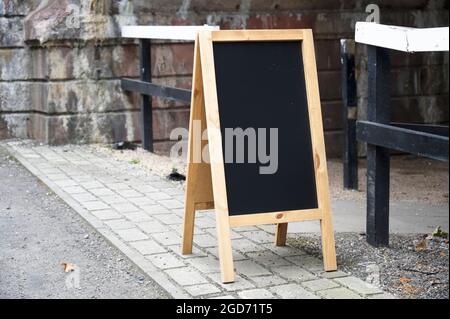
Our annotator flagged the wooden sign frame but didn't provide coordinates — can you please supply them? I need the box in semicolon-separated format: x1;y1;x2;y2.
182;30;337;283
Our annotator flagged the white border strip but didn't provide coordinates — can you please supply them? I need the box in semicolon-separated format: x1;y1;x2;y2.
122;25;220;41
355;22;449;52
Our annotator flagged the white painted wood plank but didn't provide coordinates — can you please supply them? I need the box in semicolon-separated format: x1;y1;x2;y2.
355;22;449;52
408;28;449;52
121;25;220;41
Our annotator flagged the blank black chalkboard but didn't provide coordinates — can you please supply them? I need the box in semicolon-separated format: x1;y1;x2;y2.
213;41;318;216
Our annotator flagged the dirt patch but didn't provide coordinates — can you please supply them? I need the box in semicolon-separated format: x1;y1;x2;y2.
288;233;449;299
91;144;187;181
328;156;449;204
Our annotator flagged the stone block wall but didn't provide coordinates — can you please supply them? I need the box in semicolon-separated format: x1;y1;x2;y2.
1;0;449;157
1;0;142;144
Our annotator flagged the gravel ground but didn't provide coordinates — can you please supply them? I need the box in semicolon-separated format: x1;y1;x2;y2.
0;146;169;299
288;233;449;299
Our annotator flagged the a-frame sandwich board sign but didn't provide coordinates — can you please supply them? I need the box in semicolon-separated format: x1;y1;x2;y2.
182;30;337;283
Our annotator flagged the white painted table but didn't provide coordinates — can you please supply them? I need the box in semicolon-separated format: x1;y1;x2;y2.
355;22;449;52
354;22;449;247
120;26;219;151
122;25;219;41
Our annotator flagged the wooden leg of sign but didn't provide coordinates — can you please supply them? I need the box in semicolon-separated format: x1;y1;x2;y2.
182;37;202;255
182;91;199;255
183;160;213;255
302;30;337;272
320;214;337;271
182;196;196;254
275;223;288;246
199;31;235;283
216;211;235;283
183;35;217;265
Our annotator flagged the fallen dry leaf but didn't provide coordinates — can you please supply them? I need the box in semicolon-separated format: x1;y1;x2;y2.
399;277;412;284
396;277;422;296
440;251;446;257
62;263;75;273
415;239;427;252
402;284;421;295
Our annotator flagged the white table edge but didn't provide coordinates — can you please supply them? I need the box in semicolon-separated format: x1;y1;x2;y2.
355;21;449;53
121;25;220;41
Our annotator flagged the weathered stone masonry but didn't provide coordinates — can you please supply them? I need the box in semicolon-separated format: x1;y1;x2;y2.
1;0;142;145
1;0;448;156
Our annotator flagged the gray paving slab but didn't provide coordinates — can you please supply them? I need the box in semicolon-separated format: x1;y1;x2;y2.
3;142;397;300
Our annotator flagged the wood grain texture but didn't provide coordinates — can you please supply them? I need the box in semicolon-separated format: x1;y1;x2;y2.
355;22;449;52
182;37;202;255
229;209;321;228
199;31;235;283
275;223;288;246
183;36;215;255
302;30;337;271
212;29;304;42
183;30;338;282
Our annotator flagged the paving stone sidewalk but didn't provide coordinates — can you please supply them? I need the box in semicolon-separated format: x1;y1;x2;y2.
3;140;395;299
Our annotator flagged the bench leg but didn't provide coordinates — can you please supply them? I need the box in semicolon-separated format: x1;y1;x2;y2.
340;39;358;190
139;39;153;152
366;45;391;247
367;145;390;246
